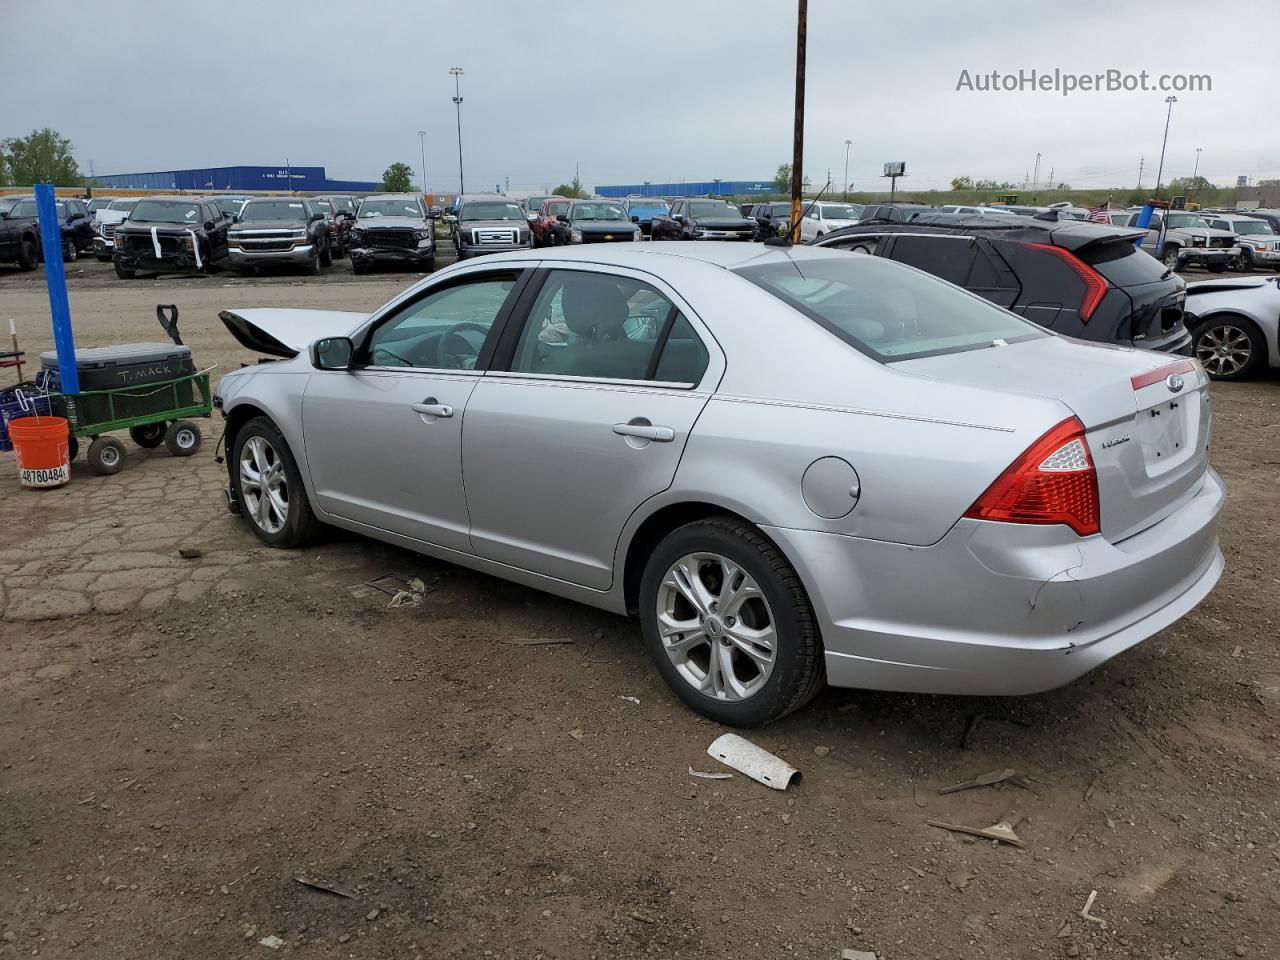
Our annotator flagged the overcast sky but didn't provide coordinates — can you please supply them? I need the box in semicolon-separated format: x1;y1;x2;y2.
8;0;1278;194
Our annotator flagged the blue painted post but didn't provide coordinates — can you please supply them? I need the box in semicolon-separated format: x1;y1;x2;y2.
34;183;79;394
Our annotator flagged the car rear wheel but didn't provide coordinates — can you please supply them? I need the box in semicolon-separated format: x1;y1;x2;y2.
1193;315;1266;380
232;416;319;548
62;238;78;262
639;516;825;727
1206;262;1228;273
17;237;38;270
319;239;333;268
1234;249;1255;272
1161;246;1181;270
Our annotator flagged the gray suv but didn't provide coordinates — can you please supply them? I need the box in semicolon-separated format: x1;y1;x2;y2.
228;198;332;275
454;198;533;260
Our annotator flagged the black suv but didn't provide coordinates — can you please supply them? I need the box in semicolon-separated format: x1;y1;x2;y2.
1;196;94;262
113;196;233;278
813;213;1191;353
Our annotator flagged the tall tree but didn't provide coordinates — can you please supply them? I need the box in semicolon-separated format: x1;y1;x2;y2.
551;174;586;198
950;175;974;191
380;162;414;192
2;128;81;185
772;163;792;194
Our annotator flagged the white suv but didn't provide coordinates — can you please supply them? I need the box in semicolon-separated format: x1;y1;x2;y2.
1201;213;1280;271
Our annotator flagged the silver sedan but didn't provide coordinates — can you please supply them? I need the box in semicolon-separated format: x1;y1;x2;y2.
213;243;1224;726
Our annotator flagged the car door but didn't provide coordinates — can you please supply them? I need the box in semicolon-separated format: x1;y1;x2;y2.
301;267;529;553
462;265;721;589
1142;213;1163;254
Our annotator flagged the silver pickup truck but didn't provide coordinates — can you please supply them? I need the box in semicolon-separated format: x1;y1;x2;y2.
1127;209;1238;272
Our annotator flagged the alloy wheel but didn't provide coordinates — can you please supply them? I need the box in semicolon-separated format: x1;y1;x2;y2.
1196;324;1252;376
656;552;777;702
1162;248;1180;269
239;435;289;534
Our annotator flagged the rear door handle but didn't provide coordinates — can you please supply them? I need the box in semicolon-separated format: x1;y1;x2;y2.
410;400;454;418
613;422;674;442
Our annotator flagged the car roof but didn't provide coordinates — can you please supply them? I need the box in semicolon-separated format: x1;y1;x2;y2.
472;241;846;271
821;215;1145;251
365;193;422;201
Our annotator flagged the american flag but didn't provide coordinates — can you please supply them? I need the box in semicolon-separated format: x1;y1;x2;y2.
1086;202;1110;223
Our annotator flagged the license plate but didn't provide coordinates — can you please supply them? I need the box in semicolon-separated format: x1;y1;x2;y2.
1140;398;1188;463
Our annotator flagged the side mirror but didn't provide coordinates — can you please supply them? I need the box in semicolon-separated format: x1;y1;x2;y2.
631;215;640;223
556;214;569;223
231;214;240;223
673;214;685;222
204;220;216;230
310;212;324;222
311;337;354;371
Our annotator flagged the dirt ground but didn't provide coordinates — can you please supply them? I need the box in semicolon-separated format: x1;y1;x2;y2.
0;259;1278;960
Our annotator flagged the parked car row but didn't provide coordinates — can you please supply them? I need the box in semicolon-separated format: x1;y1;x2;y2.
0;195;95;267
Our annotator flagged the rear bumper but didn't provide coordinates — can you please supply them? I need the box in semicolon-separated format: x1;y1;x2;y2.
765;467;1225;696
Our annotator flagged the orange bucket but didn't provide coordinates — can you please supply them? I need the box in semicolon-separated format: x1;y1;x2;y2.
8;416;72;489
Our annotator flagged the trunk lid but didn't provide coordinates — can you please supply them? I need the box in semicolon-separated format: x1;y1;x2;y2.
896;336;1210;542
219;308;367;359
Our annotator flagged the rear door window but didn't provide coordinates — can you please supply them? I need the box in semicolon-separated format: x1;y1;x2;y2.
888;235;975;286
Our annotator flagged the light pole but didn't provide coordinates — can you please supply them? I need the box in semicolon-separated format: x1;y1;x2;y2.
417;130;427;193
843;139;851;201
1192;146;1202;182
449;67;465;195
1153;95;1177;198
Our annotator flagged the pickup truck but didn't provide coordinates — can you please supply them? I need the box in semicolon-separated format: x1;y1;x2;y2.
1132;209;1238;273
650;198;755;241
0;198;41;269
2;196;94;261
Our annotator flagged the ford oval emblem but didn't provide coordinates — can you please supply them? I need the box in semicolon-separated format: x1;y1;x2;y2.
1166;373;1185;393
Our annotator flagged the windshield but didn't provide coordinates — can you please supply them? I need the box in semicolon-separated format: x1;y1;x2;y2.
1231;220;1272;236
359;198;423;219
9;200;66;218
735;255;1043;363
629;198;669;211
0;197;15;213
241;200;308;222
818;203;861;220
767;203;793;218
461;202;525;221
88;199;109;211
689;201;739;218
129;200;201;224
314;200;333;214
571;203;628;221
1168;213;1209;229
546;200;570;217
214;198;245;215
107;199;137;211
524;197;548;210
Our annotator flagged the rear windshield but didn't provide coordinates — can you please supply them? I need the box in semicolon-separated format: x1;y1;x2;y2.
1082;241;1171;286
735;256;1043;363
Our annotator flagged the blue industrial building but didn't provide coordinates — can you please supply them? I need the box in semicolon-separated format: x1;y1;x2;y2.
93;165;380;193
595;180;775;198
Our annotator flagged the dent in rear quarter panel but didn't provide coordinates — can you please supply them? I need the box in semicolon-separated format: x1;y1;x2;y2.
674;396;1041;547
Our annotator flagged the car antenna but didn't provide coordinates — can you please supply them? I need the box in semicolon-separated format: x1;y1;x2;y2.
763;179;832;246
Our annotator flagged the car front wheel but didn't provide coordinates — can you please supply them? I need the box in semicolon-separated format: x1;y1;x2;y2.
231;416;320;547
639;516;825;727
1193;315;1266;380
1162;246;1181;270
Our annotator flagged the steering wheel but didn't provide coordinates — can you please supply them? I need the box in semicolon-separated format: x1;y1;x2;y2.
435;321;490;369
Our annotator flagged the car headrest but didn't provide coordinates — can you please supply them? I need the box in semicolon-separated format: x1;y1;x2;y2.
561;278;629;340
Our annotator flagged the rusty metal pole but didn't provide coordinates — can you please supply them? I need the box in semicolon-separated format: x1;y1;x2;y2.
789;0;807;244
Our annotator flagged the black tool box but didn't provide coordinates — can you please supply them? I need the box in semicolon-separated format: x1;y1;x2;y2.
40;342;195;391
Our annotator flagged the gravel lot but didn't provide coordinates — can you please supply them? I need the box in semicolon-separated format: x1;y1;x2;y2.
1;258;1277;960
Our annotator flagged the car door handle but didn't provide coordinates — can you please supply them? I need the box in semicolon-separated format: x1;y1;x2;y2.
613;422;674;442
410;400;453;418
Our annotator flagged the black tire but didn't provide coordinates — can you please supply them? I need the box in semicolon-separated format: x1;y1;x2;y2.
18;237;39;270
95;253;112;263
129;422;166;448
114;261;136;280
1234;249;1255;272
1192;314;1267;381
1206;262;1228;274
163;420;202;457
62;238;78;263
424;256;436;272
305;250;321;276
351;259;368;275
230;415;320;548
638;516;825;727
1161;246;1181;270
319;238;333;268
66;433;79;462
237;266;257;278
87;436;126;476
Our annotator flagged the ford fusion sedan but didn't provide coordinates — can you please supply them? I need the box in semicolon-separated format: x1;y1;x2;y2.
349;194;436;274
213;244;1223;727
454;198;534;259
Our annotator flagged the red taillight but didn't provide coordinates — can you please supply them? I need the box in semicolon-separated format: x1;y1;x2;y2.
1129;357;1195;391
965;417;1100;536
1023;242;1109;321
